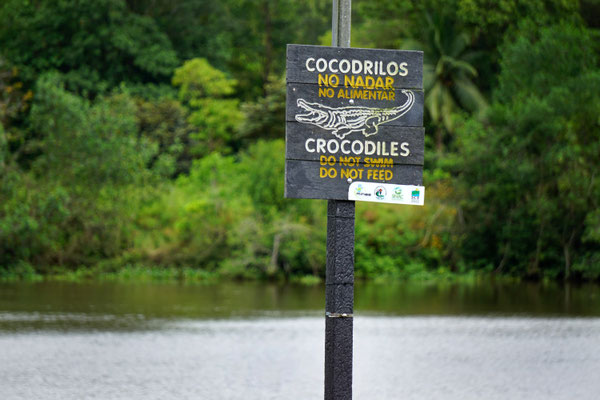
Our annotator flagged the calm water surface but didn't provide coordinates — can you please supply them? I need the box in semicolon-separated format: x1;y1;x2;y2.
1;281;599;399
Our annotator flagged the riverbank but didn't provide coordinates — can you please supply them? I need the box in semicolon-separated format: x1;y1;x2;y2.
0;261;569;285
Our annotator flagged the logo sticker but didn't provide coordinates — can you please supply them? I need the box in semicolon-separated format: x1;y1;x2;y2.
392;186;403;200
411;189;420;203
348;182;424;205
354;183;371;197
375;186;387;199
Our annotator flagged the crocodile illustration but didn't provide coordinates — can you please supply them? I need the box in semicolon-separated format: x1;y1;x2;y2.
295;89;415;139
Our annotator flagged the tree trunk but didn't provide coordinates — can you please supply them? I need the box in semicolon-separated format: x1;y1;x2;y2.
563;228;577;281
563;243;571;281
268;233;281;276
529;222;544;277
495;242;510;273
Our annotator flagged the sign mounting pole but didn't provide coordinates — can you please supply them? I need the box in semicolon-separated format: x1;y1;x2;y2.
285;2;424;397
325;2;354;400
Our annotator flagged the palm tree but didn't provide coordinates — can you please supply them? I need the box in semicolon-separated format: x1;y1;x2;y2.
405;12;488;151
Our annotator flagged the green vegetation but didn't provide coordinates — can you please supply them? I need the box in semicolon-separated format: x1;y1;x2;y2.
1;0;599;282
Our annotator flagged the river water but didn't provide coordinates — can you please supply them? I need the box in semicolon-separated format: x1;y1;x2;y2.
1;281;599;399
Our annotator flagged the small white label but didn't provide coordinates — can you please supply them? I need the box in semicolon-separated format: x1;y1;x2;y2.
348;182;425;206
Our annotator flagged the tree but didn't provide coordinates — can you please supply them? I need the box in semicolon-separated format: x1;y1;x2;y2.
125;0;235;71
172;58;244;156
216;0;330;99
135;97;196;177
413;11;488;152
353;2;488;152
452;23;600;280
13;73;157;266
0;0;179;95
238;75;286;143
457;0;580;40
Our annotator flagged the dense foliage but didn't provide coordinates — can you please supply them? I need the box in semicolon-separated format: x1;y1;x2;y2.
1;0;599;281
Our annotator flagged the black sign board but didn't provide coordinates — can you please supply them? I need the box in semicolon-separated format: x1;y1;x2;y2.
285;45;425;203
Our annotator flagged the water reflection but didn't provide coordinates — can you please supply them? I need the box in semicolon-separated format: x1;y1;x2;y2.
1;280;599;332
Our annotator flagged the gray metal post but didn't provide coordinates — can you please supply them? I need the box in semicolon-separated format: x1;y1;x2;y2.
326;3;353;400
332;0;351;48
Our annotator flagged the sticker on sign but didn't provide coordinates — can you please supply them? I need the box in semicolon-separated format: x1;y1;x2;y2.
348;182;424;205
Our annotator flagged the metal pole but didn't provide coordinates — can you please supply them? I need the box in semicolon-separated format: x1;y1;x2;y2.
326;3;353;399
332;0;351;47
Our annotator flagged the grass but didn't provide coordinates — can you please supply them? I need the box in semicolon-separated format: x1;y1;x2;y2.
0;261;526;286
1;263;220;284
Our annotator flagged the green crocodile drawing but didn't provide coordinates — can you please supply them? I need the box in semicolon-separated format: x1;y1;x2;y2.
295;89;415;139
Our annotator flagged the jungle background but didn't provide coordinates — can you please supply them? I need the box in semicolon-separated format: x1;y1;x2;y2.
1;0;599;282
